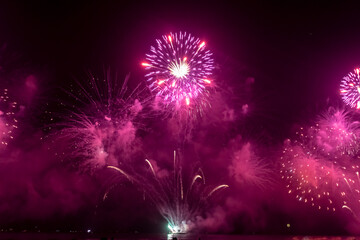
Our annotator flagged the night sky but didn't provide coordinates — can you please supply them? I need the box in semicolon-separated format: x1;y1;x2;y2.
2;1;360;134
1;0;360;235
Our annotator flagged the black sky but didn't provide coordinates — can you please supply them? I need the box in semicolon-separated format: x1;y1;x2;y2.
1;1;360;134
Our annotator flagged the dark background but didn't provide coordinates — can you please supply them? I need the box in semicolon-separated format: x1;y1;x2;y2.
1;0;360;136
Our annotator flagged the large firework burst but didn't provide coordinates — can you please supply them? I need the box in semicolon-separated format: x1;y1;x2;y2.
142;32;214;110
340;68;360;109
316;108;360;157
280;108;360;214
281;140;348;212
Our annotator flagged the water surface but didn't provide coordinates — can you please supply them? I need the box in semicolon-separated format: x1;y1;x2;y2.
0;233;358;240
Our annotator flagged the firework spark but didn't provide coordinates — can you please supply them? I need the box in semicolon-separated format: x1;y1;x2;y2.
279;107;360;214
106;151;228;233
316;108;360;157
281;141;344;212
142;32;214;110
280;120;360;214
340;68;360;109
55;72;148;172
0;88;18;148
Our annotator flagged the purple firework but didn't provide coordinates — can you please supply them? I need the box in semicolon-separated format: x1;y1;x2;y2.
340;68;360;109
141;32;214;109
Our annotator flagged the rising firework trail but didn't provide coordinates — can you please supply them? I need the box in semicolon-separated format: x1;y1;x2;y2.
340;68;360;109
142;32;215;111
107;151;228;233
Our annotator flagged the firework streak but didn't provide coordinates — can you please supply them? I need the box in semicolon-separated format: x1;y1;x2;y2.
107;151;228;233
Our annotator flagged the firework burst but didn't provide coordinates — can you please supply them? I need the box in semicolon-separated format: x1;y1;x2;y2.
281;140;345;212
281;139;360;216
106;151;228;233
142;32;214;111
0;88;18;148
279;106;360;214
340;68;360;109
316;108;360;157
229;143;273;189
280;116;360;214
55;72;148;172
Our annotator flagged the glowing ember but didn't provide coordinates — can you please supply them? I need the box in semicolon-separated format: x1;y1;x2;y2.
280;108;360;214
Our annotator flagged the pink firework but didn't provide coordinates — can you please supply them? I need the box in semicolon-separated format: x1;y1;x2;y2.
316;108;360;157
142;32;214;109
340;68;360;109
285;109;360;162
56;73;147;172
0;89;17;148
281;140;345;212
280;124;360;214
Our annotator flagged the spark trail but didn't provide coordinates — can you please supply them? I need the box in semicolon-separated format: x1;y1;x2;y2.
56;72;148;172
107;151;228;233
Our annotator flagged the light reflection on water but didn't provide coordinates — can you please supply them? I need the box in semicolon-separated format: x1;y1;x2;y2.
0;234;358;240
166;235;359;240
